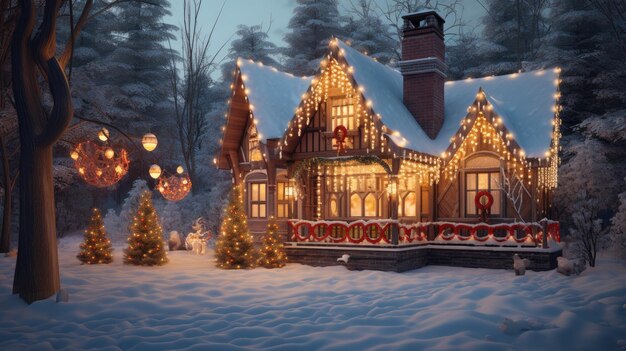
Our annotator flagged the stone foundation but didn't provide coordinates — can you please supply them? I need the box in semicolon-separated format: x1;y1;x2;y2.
285;243;561;272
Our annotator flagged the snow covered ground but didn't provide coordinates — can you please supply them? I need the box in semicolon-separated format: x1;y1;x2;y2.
1;236;625;351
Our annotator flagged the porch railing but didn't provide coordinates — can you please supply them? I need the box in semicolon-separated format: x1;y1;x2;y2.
287;219;560;248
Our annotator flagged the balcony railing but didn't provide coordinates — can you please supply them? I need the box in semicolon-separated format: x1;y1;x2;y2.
288;219;560;248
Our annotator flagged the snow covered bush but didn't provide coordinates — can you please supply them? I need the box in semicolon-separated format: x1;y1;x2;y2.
568;193;610;267
611;181;626;259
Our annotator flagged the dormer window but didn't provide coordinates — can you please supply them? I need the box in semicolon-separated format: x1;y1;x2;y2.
330;97;355;131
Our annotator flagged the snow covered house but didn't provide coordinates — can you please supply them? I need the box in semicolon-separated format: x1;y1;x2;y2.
217;12;562;271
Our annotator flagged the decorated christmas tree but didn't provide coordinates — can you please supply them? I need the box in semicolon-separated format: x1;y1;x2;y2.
77;208;113;264
124;190;168;266
259;217;286;268
215;185;257;269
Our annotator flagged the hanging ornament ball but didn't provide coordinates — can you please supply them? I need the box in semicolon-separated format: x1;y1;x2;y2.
142;133;158;152
104;148;115;159
98;128;110;142
176;165;184;174
149;164;162;179
70;150;79;160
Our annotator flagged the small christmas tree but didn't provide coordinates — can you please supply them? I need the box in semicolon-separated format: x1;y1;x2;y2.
215;185;257;269
77;208;113;264
259;216;286;268
124;190;168;266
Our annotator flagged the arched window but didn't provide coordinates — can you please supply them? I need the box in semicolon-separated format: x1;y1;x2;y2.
350;193;362;217
329;194;340;218
464;153;501;217
403;192;417;217
364;193;377;217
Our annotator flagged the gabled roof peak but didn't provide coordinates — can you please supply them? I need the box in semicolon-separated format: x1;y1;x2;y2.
232;38;560;158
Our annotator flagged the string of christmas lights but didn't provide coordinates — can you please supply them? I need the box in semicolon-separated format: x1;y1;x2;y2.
77;208;113;264
258;216;287;268
215;185;258;269
71;141;129;187
123;191;168;266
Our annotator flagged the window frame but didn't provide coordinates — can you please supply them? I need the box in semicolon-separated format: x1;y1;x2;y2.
329;96;356;131
464;171;501;217
248;181;267;219
276;180;295;219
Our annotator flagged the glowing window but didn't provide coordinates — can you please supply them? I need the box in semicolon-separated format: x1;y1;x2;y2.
350;193;362;217
329;195;339;218
248;126;263;162
250;182;267;218
364;193;377;217
465;172;500;216
331;97;356;130
277;181;294;218
403;192;417;217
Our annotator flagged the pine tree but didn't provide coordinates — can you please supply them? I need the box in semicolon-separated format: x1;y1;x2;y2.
538;0;608;126
259;217;287;268
77;208;113;264
215;185;257;269
105;0;177;133
446;31;481;80
124;191;168;266
220;24;281;82
466;0;549;77
342;15;397;65
283;0;344;75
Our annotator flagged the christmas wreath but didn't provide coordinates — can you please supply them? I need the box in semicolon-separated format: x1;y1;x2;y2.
475;190;494;212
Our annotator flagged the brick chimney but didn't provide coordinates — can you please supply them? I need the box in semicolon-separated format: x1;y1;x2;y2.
399;11;447;139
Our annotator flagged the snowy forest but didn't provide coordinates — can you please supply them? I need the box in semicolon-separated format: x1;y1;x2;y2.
0;0;625;261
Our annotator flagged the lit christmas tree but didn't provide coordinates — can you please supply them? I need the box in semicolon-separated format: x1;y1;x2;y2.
259;216;286;268
124;190;168;266
215;185;257;269
77;208;113;264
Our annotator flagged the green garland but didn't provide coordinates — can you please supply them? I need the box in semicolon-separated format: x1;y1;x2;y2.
290;155;392;198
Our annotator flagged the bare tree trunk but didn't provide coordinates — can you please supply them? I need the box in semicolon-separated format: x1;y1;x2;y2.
11;0;75;304
0;131;11;253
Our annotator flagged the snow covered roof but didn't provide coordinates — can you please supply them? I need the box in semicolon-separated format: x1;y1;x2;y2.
442;71;559;157
236;40;558;158
238;59;312;141
337;40;558;158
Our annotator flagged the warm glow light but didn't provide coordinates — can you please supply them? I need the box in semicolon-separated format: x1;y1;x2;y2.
142;133;158;152
176;166;184;174
73;141;129;187
149;164;162;179
98;128;109;142
104;148;115;159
